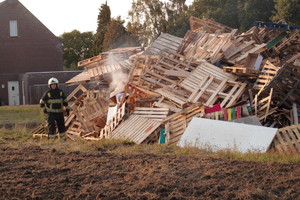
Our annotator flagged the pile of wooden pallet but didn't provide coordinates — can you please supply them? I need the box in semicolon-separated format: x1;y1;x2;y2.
33;16;300;154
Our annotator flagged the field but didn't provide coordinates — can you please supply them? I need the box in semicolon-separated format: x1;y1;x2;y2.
0;105;299;199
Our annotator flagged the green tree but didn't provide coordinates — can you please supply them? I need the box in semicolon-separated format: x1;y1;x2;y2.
165;0;190;37
60;30;94;68
239;0;274;31
128;0;167;46
188;0;242;28
271;0;300;25
103;17;140;51
188;0;275;31
92;2;111;55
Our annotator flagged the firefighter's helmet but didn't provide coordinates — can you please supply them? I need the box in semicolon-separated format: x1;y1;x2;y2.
48;77;59;87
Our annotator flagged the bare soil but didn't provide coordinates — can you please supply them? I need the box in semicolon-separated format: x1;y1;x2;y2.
0;145;299;200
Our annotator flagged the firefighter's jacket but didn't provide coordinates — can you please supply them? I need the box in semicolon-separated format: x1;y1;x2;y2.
40;88;69;113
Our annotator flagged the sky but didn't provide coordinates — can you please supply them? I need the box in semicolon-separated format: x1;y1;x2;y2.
12;0;192;37
17;0;135;36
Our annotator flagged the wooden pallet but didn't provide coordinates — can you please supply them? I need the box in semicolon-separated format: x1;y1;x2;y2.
65;71;92;85
262;64;300;109
83;103;127;140
189;16;233;33
271;30;300;54
78;46;144;66
271;124;300;154
143;33;183;55
223;66;259;77
109;106;169;144
133;107;169;122
183;31;236;63
111;115;163;144
179;63;246;108
32;123;48;138
66;119;86;140
253;88;277;121
223;37;267;65
253;60;280;91
164;104;205;145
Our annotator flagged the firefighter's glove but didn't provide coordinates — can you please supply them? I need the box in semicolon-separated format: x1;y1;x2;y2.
66;109;70;116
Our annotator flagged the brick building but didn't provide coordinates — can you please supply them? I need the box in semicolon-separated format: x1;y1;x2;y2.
0;0;80;105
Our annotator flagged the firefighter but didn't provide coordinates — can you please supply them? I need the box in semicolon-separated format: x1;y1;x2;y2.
40;77;70;139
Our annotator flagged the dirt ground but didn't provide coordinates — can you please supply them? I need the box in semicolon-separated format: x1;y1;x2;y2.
0;145;299;200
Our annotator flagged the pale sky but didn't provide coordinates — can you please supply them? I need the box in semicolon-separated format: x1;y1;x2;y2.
18;0;134;36
3;0;192;36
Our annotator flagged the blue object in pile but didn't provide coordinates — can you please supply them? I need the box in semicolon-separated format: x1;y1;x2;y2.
253;21;300;31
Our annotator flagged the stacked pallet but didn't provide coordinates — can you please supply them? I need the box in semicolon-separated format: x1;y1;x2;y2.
33;16;300;154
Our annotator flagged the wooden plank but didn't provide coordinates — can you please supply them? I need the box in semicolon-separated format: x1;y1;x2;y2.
155;89;187;107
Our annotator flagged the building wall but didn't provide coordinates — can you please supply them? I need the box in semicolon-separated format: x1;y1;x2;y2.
20;71;83;104
0;0;63;74
0;73;20;105
0;71;82;105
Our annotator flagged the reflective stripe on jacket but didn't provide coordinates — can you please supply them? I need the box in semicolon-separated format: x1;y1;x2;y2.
40;88;68;113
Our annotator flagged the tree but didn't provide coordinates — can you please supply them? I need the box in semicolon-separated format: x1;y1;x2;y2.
165;0;190;37
188;0;275;31
92;2;111;55
239;0;275;31
128;0;191;46
103;17;140;51
188;0;242;29
128;0;167;46
271;0;300;25
59;30;94;68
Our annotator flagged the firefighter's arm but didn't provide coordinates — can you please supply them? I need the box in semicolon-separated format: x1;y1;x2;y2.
39;91;48;113
62;91;70;116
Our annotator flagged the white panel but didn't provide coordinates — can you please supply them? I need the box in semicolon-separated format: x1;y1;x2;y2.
178;118;278;153
9;20;18;37
106;105;118;123
254;54;263;70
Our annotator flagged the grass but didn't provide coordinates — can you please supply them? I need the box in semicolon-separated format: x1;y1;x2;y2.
0;105;299;164
1;127;299;163
0;105;44;124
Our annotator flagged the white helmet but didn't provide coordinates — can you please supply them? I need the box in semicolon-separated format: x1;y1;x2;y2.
48;77;59;86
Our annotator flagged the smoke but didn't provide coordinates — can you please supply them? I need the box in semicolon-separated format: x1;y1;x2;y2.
106;52;129;94
110;70;129;93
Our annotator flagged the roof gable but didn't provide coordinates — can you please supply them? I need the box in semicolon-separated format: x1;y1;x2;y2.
0;0;58;39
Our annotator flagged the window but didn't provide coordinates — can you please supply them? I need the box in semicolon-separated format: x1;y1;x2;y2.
9;20;18;37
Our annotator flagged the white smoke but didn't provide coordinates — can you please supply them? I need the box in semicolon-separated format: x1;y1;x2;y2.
110;70;129;93
106;52;129;94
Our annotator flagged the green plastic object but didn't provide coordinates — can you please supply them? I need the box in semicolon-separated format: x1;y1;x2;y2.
266;32;287;48
159;128;165;144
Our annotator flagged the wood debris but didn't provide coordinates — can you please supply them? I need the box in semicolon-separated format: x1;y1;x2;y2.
33;17;300;154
